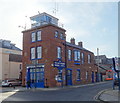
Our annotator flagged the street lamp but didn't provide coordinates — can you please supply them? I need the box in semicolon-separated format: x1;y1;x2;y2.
97;48;100;82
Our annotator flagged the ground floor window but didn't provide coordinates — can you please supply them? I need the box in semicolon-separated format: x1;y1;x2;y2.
77;69;81;81
58;69;62;81
86;71;88;80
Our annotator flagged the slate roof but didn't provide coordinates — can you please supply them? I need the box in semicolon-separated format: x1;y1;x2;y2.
0;39;21;51
66;42;93;53
95;64;112;74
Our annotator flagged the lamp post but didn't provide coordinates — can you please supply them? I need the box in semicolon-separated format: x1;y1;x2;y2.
97;48;100;82
112;58;120;91
64;36;67;86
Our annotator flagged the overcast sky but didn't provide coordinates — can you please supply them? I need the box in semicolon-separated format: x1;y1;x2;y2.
0;0;119;58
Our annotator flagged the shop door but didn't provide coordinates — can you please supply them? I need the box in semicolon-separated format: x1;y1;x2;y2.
29;68;44;88
67;69;72;85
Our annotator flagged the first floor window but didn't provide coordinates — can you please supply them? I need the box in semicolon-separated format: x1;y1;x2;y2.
55;31;58;38
74;51;78;61
60;33;63;39
57;47;61;59
81;53;84;64
77;51;80;61
77;70;81;81
31;47;35;59
37;46;42;59
68;49;72;60
88;54;91;64
74;50;80;61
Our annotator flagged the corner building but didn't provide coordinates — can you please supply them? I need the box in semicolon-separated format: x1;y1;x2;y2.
22;12;98;88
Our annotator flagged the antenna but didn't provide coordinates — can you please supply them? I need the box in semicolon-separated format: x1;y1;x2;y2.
52;0;58;16
18;16;28;30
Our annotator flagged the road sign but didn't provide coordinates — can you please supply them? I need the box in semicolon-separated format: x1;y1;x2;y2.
115;57;120;71
112;58;120;72
53;60;65;68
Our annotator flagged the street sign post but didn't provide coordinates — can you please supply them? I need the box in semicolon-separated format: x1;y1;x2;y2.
112;58;120;91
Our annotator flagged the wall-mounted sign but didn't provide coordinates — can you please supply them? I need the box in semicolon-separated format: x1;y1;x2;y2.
53;60;65;68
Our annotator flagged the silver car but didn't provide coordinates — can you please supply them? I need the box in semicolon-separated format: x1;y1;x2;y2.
2;79;21;87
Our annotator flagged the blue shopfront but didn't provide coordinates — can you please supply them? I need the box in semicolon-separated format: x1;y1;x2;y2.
26;64;44;88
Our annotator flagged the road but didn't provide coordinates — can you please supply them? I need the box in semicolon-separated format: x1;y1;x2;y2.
3;81;112;101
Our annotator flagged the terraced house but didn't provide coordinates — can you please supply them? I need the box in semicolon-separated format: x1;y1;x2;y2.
22;12;98;88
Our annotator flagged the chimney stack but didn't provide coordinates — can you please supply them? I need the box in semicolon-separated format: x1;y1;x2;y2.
78;42;83;48
70;38;75;45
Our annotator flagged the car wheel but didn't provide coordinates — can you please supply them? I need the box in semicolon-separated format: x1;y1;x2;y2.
9;84;12;87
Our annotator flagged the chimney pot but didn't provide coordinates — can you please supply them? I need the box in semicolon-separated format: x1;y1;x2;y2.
70;38;75;45
78;42;83;47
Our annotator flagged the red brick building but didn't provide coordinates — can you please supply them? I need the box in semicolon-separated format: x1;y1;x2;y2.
22;12;98;88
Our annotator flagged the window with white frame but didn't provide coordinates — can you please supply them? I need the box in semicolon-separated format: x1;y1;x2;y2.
74;51;78;61
37;46;42;59
58;69;62;81
55;31;58;38
31;47;35;59
81;53;84;64
37;31;41;41
60;33;63;39
86;71;88;80
31;32;36;42
74;50;80;61
77;70;81;81
57;47;61;59
88;54;91;63
78;51;80;61
68;49;72;60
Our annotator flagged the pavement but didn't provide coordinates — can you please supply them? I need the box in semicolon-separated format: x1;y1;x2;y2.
0;81;120;102
96;86;120;102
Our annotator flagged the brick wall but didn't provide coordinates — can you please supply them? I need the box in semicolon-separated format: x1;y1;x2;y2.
22;24;98;87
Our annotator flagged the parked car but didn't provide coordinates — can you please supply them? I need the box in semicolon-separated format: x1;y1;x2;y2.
2;79;22;87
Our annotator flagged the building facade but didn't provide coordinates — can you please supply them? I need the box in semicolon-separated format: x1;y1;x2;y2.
0;40;22;81
22;12;98;88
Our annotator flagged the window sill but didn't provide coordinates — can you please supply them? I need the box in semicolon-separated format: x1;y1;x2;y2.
74;63;80;65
